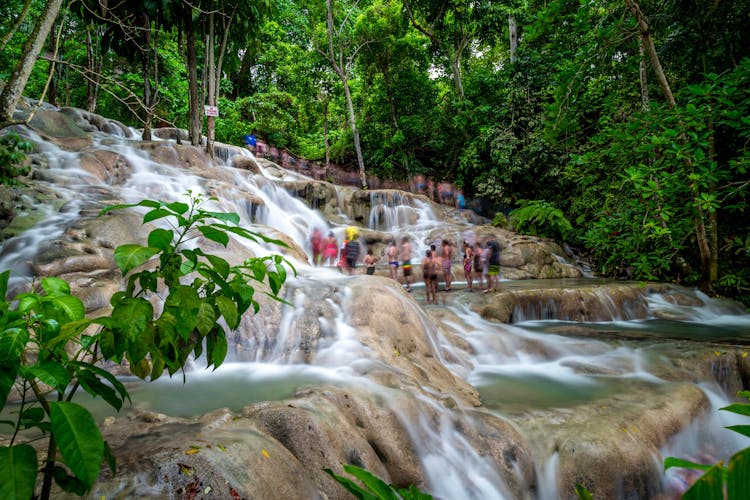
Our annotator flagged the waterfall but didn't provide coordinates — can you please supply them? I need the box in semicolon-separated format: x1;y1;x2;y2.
3;120;750;499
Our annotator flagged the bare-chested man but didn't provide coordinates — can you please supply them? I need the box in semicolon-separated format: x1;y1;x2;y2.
441;239;453;291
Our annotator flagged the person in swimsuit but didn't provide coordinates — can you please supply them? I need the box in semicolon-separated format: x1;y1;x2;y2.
422;249;437;304
363;248;378;275
400;237;413;292
463;241;474;292
387;241;399;280
441;239;452;291
322;232;339;267
310;227;323;266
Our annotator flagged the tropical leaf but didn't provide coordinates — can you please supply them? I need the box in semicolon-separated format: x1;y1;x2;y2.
0;444;38;500
728;447;750;500
196;301;217;335
198;226;229;246
215;295;238;329
166;201;189;214
49;401;104;490
0;327;28;365
143;208;174;223
720;403;750;417
341;464;399;500
323;468;377;500
28;360;70;392
44;294;85;322
0;270;9;300
147;228;174;250
113;245;159;275
664;457;714;472
201;210;240;224
726;424;750;438
683;463;725;500
40;277;71;296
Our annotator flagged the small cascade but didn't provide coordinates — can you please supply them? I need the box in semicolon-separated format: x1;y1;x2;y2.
4;113;750;500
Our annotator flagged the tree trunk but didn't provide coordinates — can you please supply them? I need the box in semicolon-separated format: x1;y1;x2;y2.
638;36;649;111
509;15;517;64
322;96;330;170
85;27;102;113
206;9;216;158
0;0;64;123
183;9;202;146
624;0;675;109
0;0;33;55
326;0;366;188
141;12;153;141
342;74;367;189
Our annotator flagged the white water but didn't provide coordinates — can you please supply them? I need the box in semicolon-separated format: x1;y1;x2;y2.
3;128;750;499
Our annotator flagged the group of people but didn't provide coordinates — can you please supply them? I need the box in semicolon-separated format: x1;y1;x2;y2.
310;227;378;276
412;175;466;209
309;227;502;301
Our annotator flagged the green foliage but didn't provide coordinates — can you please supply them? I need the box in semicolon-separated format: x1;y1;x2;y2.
510;200;572;241
0;132;32;185
324;464;433;500
0;192;291;498
665;390;750;498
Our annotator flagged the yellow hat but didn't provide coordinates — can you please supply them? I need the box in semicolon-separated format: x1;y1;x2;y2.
346;226;359;240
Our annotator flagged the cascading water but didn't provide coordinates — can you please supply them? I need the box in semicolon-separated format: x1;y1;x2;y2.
3;117;750;499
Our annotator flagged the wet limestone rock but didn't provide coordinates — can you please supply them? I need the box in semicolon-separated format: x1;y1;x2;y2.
513;382;710;500
476;282;674;323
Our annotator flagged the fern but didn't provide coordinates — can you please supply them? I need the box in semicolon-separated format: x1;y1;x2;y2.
510;200;572;240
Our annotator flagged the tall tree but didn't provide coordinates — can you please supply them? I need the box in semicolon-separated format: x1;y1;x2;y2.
0;0;64;123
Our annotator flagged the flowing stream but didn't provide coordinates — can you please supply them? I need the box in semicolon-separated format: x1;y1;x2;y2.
2;124;749;499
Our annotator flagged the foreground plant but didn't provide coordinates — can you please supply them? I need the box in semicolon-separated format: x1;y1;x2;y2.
324;463;433;500
664;390;750;499
0;191;291;499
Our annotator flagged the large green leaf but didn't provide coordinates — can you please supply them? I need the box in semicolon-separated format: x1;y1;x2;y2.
0;270;10;300
664;457;714;472
728;447;750;500
28;360;71;392
40;277;70;296
215;295;238;329
75;369;124;411
323;468;377;500
196;301;217;335
71;362;130;406
143;208;174;223
726;425;750;438
0;365;18;412
166;201;189;214
202;210;240;224
0;444;38;500
113;245;159;275
341;464;399;500
147;228;174;250
721;403;750;417
683;463;725;500
49;401;104;490
164;285;200;340
198;226;229;246
0;327;29;365
44;294;85;322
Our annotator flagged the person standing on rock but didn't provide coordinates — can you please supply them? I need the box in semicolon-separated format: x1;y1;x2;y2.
422;249;437;304
463;241;474;292
387;240;399;280
485;238;501;293
322;231;339;267
363;247;379;275
441;239;453;291
400;237;413;292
